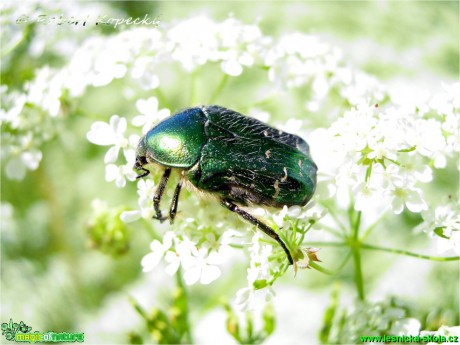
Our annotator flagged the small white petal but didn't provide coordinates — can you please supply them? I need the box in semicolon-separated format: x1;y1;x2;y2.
132;115;146;127
6;158;26;180
115;175;126;188
86;122;115;145
234;287;252;306
221;59;243;76
164;251;180;276
120;210;141;223
391;197;404;215
200;265;221;284
405;190;428;213
141;252;163;272
105;164;118;182
184;266;201;285
123;148;136;165
21;150;42;170
104;146;120;164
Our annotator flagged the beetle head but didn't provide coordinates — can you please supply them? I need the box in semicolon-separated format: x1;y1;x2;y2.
134;136;150;178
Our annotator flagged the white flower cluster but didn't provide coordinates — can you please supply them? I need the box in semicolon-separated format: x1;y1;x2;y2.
336;299;421;343
2;15;385;179
136;217;244;286
416;202;460;255
421;325;460;345
310;86;459;218
86;97;169;188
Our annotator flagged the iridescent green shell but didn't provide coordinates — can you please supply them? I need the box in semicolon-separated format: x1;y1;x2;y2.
136;105;317;207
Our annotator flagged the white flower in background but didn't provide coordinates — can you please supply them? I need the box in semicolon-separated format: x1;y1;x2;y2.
272;206;289;228
390;318;421;335
132;97;170;134
141;232;176;272
120;179;157;222
5;149;42;181
24;67;65;117
131;56;160;90
164;251;181;276
233;234;277;311
0;92;26;129
415;203;460;254
234;285;276;312
86;115;138;164
385;180;427;215
136;179;156;200
167;16;219;72
338;70;386;105
421;325;460;345
247;233;273;284
266;33;341;92
4;133;43;180
182;248;222;285
105;163;137;188
354;182;380;212
217;18;263;76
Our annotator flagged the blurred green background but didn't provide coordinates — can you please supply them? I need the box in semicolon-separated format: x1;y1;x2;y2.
1;1;458;344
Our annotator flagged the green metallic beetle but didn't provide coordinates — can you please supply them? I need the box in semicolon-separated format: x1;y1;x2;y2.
134;105;317;265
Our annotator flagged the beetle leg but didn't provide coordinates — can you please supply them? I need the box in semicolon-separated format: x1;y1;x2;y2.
169;181;183;224
136;168;150;179
152;168;171;223
220;199;294;265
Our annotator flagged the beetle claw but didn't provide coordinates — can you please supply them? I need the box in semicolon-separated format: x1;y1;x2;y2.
152;215;168;223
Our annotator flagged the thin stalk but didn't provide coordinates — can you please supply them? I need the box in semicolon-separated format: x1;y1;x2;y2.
319;203;348;234
190;69;198;104
176;270;194;344
351;209;365;301
361;244;460;262
359;211;386;242
320;224;346;239
305;241;347;247
156;88;172;109
352;247;365;300
309;261;335;275
308;251;352;276
209;74;229;103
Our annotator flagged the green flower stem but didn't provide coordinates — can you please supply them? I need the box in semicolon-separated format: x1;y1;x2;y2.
351;210;365;301
351;245;365;300
156;88;173;110
321;224;346;239
176;269;194;344
361;244;460;261
310;250;352;276
1;24;33;58
320;203;349;234
305;241;347;247
190;69;198;104
209;74;229;103
359;212;386;242
309;261;335;275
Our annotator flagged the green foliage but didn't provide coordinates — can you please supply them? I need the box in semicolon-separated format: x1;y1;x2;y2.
86;202;131;257
224;304;275;344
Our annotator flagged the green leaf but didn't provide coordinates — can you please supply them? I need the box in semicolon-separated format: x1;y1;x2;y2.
127;332;144;344
319;283;340;343
262;304;276;336
398;146;416;153
434;226;449;239
253;279;268;289
224;304;241;343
